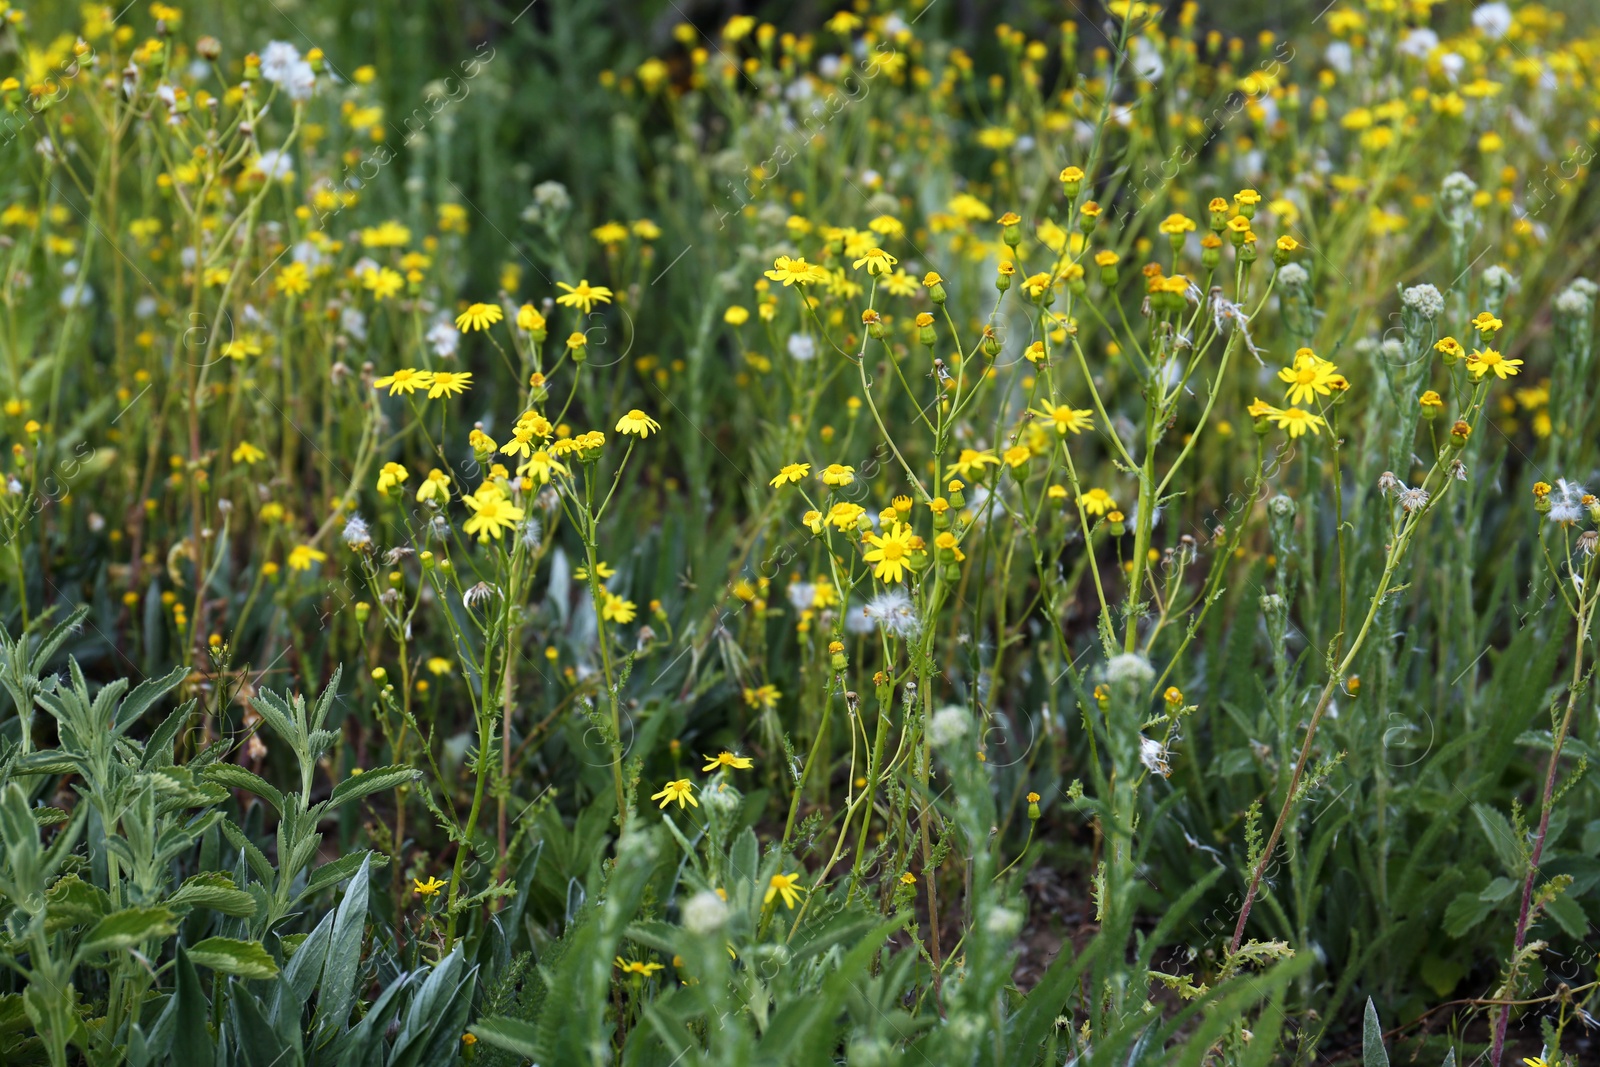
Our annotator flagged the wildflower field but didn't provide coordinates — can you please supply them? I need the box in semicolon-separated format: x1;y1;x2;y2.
2;0;1600;1063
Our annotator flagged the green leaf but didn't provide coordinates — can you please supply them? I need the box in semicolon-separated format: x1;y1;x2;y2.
203;764;285;814
326;764;418;811
169;875;258;919
113;664;191;736
1472;803;1525;877
44;873;109;933
299;849;387;903
1543;892;1588;939
468;1016;541;1057
1362;998;1390;1067
1442;890;1497;938
188;937;279;980
172;948;212;1065
315;853;371;1033
77;906;178;958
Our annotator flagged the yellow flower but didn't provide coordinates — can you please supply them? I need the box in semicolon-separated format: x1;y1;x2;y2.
651;778;698;809
1003;444;1032;468
702;751;754;771
416;468;451;504
1466;347;1522;380
454;303;503;332
374;368;433;396
1032;403;1094;435
1471;311;1503;335
851;247;898;275
933;530;965;561
766;872;804;909
1158;213;1196;235
1434;336;1465;359
864;523;917;584
1268;406;1326;438
555;279;614;313
231;441;266;465
288;545;327;571
427;371;473;398
412;876;447;897
821;463;855;487
724;305;750;325
574;562;616;581
363;266;403;301
461;491;525;542
276;261;310;296
601;592;636;624
376;462;409;494
222;335;263;360
1080;488;1116;516
764;255;829;286
826;502;866;530
1277;347;1339;405
770;462;810;488
515;448;567;486
615;957;666;977
950;449;1000;479
615;409;661;437
1420;390;1443;409
516;304;546;332
744;684;781;709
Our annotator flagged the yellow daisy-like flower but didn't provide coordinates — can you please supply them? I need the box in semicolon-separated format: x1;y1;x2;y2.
363;266;403;301
1032;403;1095;435
1277;347;1339;405
744;683;781;709
1268;406;1326;438
373;368;433;396
416;468;451;504
765;255;830;286
766;872;804;909
516;303;546;332
949;448;1000;479
461;490;525;542
376;461;409;494
615;409;661;437
427;371;473;398
702;751;754;771
1003;444;1032;468
1471;311;1503;335
601;591;637;624
864;522;917;584
770;462;810;488
615;957;665;977
1466;347;1522;380
518;450;567;485
1434;336;1465;359
287;545;327;571
651;778;698;809
454;303;503;332
555;279;614;313
826;502;866;530
851;247;898;275
821;463;855;487
412;876;447;898
574;561;615;581
1080;488;1116;516
231;441;266;465
1158;213;1196;235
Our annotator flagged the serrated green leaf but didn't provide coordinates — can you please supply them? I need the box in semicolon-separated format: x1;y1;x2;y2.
77;906;178;958
188;937;279;979
326;764;416;811
203;764;285;814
